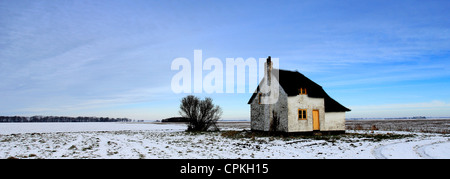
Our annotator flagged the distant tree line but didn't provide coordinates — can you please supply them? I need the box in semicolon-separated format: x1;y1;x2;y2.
0;116;132;123
161;117;189;122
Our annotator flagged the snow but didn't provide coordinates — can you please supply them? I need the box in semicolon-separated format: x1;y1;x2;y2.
0;123;448;159
0;122;185;135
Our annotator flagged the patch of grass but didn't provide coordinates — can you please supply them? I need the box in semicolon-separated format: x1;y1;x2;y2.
350;133;416;142
1;138;11;142
220;130;416;142
82;146;93;151
68;145;77;150
220;130;246;139
7;156;19;159
299;132;416;142
185;131;211;135
221;130;295;139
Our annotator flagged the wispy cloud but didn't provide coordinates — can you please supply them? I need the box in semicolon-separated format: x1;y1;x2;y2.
352;100;450;110
1;0;449;119
348;100;450;118
11;86;171;115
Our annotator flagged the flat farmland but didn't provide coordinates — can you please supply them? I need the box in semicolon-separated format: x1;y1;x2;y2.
346;119;450;134
218;119;450;134
0;120;448;159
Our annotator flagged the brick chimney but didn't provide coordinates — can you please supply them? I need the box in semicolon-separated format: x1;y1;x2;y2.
265;56;272;86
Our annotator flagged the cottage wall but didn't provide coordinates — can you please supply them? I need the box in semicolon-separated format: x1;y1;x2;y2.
323;112;346;131
250;57;347;133
250;80;288;132
250;99;268;131
287;95;325;132
272;88;288;132
252;92;346;132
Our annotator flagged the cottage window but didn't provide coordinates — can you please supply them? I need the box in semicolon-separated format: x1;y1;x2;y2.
298;88;307;95
298;109;307;120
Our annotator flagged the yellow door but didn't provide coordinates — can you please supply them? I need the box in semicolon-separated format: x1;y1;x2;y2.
313;110;320;130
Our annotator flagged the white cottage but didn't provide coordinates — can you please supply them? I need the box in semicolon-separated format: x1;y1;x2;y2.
248;57;350;134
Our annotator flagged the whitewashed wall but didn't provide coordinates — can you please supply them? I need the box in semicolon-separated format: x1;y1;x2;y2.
251;81;346;132
323;112;346;131
287;95;325;132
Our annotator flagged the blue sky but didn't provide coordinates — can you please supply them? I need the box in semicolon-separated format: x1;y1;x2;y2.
1;0;450;120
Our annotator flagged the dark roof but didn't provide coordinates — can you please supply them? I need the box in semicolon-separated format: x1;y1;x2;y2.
248;69;351;112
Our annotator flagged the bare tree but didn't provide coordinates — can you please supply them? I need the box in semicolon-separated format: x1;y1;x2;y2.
179;95;222;131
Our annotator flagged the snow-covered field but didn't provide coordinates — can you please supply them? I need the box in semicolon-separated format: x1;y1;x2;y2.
0;122;448;159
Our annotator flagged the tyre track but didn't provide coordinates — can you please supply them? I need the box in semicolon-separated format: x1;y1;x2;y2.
372;141;403;159
372;136;449;159
414;140;450;159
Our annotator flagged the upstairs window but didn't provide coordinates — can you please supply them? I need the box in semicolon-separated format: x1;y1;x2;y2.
298;88;307;95
298;109;307;120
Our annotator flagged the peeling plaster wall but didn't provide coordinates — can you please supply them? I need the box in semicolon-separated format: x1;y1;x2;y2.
273;88;288;132
250;82;288;132
250;98;268;131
